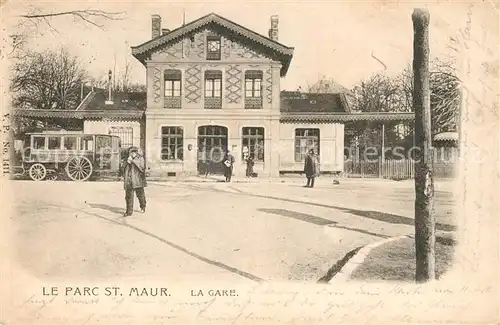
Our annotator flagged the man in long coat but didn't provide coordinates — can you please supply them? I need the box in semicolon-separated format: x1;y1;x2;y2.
223;150;235;182
121;146;147;216
303;148;319;188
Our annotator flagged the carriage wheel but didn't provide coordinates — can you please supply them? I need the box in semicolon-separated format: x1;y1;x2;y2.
29;163;47;181
65;156;93;181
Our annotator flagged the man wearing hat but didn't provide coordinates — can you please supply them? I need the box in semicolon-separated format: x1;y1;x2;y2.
223;149;235;182
121;146;147;216
303;148;320;188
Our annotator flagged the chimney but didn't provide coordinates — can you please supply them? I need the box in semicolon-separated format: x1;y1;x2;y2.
268;15;279;41
162;28;170;35
152;14;162;39
105;69;114;105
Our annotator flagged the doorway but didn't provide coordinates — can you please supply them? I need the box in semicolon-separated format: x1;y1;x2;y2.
197;125;228;175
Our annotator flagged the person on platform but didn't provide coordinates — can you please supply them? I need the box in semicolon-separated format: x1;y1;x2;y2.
223;150;235;182
198;146;210;177
246;154;255;178
121;146;147;217
303;148;320;188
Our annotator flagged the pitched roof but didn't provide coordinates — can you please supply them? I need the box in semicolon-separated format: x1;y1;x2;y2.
78;89;147;111
280;91;351;114
131;13;294;76
433;132;458;142
280;112;415;123
12;108;144;120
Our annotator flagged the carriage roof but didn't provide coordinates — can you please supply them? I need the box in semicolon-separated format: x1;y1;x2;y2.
26;133;120;138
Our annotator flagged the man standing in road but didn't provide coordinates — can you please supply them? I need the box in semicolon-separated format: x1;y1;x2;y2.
303;148;319;188
121;146;147;217
223;149;235;182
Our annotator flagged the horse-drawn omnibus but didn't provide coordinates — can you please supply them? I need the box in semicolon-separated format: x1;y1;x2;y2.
14;133;122;181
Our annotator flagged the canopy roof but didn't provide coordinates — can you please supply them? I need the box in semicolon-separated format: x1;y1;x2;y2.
433;132;458;142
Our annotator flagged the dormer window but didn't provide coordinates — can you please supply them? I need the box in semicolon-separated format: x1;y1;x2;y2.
206;36;221;60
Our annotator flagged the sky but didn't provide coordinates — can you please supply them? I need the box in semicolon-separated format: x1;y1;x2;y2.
1;0;493;91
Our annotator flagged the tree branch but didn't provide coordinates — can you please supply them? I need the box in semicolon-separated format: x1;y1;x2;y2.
19;9;125;30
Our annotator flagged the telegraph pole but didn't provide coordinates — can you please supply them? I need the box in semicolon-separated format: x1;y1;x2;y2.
412;8;435;282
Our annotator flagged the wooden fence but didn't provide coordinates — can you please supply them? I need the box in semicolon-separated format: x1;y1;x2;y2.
344;159;456;179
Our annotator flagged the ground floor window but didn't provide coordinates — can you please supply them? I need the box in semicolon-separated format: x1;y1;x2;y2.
295;128;320;162
161;126;183;161
109;126;133;149
242;127;264;161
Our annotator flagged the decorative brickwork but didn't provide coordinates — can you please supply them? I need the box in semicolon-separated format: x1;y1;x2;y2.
153;68;162;103
225;65;242;104
185;65;202;103
265;67;273;104
223;38;231;58
160;41;183;58
245;97;262;109
164;97;181;108
204;97;222;109
233;42;266;59
183;38;190;57
195;32;205;59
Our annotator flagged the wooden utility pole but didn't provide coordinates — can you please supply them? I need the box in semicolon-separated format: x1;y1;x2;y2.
412;8;435;282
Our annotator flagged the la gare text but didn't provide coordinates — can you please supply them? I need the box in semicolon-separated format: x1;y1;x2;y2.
42;287;238;297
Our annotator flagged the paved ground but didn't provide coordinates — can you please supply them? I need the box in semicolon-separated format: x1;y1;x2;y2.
8;177;455;284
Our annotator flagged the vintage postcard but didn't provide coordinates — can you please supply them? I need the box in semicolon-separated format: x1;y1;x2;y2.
0;0;498;324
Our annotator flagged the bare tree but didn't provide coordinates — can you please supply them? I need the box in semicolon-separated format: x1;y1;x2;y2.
19;8;125;30
429;59;460;134
88;75;109;90
3;7;125;60
398;58;460;135
353;73;404;113
127;83;147;93
347;72;418;157
115;59;132;92
10;48;87;110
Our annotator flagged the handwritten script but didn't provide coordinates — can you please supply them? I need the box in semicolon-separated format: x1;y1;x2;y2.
8;284;495;325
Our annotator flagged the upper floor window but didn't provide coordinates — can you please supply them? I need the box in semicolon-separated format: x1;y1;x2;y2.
164;70;181;97
245;70;263;109
206;36;221;60
164;69;182;109
204;70;222;109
